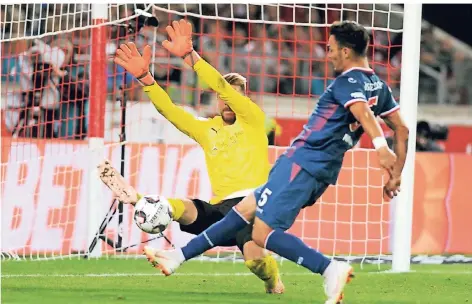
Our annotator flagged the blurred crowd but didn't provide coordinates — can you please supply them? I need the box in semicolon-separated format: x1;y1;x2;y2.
419;25;472;105
128;4;404;99
1;4;470;147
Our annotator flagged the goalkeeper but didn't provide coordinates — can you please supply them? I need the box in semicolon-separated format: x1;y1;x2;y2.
112;24;284;293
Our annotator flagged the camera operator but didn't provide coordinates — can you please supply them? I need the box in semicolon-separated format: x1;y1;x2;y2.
416;121;447;152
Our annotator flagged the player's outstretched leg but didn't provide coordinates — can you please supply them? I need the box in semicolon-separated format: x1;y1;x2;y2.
97;160;139;204
144;236;286;294
144;241;286;294
251;217;354;304
143;195;257;275
250;155;354;303
97;160;198;222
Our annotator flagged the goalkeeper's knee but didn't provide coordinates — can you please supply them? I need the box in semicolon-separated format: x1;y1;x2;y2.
245;254;280;283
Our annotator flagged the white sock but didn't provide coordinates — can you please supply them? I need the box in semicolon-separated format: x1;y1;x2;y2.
322;260;336;278
175;248;186;263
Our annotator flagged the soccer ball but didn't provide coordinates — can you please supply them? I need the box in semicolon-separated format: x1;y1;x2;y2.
133;195;173;234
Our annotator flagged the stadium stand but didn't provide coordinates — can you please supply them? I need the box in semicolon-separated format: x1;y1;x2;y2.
1;4;471;144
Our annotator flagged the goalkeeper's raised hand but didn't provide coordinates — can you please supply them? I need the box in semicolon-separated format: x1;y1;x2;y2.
162;19;194;58
114;42;154;85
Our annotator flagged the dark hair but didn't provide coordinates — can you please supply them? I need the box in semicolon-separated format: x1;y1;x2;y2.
416;121;431;137
330;21;370;57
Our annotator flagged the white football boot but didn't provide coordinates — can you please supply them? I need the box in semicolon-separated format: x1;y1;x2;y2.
322;260;355;304
143;246;185;276
97;160;138;204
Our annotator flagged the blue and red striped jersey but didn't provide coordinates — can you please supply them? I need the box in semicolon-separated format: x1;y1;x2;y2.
285;67;399;184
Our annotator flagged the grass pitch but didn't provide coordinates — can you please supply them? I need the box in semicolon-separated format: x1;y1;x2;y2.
2;258;471;304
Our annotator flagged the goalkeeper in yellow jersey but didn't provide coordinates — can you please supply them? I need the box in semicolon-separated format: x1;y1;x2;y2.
111;20;284;294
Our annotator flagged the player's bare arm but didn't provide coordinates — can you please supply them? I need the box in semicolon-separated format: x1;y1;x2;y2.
382;111;409;198
162;19;265;125
114;42;205;142
349;101;397;174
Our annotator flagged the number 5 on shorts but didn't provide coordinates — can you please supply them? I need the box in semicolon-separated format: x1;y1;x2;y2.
257;188;272;207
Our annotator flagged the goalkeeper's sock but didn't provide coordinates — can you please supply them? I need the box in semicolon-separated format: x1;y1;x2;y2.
167;198;186;221
181;208;249;260
265;229;331;275
245;255;280;288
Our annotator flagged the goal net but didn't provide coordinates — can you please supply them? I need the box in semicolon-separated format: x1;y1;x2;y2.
1;3;404;268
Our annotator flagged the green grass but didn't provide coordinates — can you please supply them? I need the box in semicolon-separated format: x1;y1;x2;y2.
2;258;472;304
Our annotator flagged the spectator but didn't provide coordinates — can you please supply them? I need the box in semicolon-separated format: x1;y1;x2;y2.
437;39;454;78
56;38;89;139
419;26;443;104
245;23;278;93
452;52;472;105
10;38;67;138
277;41;297;95
225;23;251;87
198;20;231;73
297;27;326;95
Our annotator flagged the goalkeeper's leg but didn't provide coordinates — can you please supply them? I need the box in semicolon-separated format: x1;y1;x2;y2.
238;234;285;294
166;198;198;224
175;198;285;294
98;159;199;224
145;197;285;294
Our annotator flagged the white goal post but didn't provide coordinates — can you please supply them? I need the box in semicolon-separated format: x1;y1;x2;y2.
0;3;421;272
391;3;422;273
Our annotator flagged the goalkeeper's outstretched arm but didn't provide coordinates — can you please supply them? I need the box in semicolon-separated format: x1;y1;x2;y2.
114;42;205;143
184;52;265;125
141;79;206;143
161;19;264;126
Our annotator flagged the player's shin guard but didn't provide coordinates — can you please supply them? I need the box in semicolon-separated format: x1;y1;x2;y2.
167;198;186;221
181;208;249;260
245;255;283;293
265;229;331;275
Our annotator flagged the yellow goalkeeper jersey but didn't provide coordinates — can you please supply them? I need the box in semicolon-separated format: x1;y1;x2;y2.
143;59;270;204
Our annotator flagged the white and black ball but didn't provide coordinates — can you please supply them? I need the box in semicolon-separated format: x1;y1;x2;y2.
133;195;173;234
